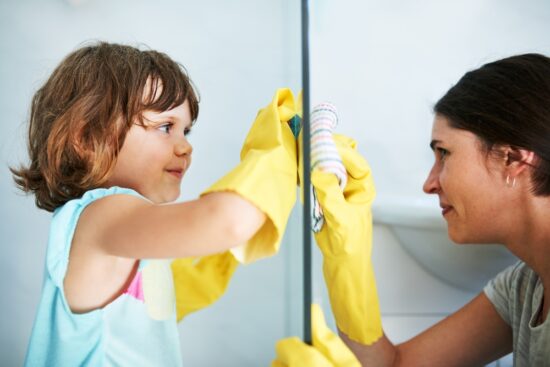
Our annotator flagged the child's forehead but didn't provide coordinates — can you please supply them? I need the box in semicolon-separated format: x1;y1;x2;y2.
142;77;164;104
141;101;192;125
140;76;187;111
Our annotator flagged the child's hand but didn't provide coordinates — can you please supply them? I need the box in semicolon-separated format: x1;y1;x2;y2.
272;304;361;367
202;89;299;264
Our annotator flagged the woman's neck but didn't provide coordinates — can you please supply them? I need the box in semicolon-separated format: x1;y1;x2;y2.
504;195;550;325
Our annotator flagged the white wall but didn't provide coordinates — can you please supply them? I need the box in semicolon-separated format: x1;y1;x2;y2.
0;0;302;366
309;1;549;366
2;0;549;366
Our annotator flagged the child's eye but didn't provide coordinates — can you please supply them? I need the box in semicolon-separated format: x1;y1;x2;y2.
157;123;173;134
184;127;192;137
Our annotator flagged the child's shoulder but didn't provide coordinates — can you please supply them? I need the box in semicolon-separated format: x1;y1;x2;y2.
62;187;150;313
59;186;146;211
48;186;149;259
68;186;149;240
45;187;149;308
55;186;148;224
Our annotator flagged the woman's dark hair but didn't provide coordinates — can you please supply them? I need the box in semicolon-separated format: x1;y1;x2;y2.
434;53;550;196
10;41;200;212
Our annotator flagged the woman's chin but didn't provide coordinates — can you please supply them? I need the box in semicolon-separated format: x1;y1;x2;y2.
448;228;468;244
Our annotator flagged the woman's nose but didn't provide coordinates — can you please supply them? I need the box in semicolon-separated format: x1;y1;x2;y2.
423;166;440;194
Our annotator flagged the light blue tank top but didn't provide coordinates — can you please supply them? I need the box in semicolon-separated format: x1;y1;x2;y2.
24;187;183;367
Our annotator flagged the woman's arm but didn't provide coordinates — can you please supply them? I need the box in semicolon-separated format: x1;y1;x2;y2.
340;292;513;367
309;135;512;366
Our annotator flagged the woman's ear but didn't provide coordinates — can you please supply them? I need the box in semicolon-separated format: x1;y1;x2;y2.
503;146;536;177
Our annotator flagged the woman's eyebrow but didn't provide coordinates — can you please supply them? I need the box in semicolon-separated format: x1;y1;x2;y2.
429;139;442;150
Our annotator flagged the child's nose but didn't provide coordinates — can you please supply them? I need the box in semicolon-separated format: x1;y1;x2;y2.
175;137;192;156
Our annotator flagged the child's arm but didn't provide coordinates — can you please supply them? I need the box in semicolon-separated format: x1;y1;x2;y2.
65;192;264;313
78;88;299;260
78;191;265;259
67;88;298;313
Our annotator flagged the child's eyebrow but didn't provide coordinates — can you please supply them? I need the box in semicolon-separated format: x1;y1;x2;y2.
154;111;179;119
148;111;183;122
149;111;194;129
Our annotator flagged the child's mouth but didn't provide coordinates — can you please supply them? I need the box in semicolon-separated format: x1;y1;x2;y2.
166;169;183;179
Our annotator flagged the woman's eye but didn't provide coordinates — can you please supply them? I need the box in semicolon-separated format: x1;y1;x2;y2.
437;147;449;160
157;123;173;134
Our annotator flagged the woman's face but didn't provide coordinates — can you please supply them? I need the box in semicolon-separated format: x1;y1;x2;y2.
423;115;507;244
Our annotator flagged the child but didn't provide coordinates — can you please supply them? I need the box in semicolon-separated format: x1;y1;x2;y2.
12;42;299;366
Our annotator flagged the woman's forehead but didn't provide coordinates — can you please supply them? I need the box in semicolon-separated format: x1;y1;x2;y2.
431;115;486;153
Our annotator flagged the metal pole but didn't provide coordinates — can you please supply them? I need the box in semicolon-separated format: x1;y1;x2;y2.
301;0;312;345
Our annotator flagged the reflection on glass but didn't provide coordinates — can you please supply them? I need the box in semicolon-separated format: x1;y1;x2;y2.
309;0;550;355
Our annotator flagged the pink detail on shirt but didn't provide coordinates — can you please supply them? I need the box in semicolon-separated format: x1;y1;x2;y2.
124;271;144;301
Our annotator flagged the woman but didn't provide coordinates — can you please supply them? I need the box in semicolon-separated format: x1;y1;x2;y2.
273;54;550;366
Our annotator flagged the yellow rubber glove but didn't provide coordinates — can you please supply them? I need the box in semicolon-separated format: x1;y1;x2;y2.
171;252;238;321
272;304;361;367
202;88;299;264
306;134;383;345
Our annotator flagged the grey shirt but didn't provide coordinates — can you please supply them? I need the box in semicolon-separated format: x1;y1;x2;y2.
484;261;550;366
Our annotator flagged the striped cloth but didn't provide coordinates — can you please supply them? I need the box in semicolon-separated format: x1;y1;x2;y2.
310;102;347;232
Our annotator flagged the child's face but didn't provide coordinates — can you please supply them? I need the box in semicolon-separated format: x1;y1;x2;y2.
107;100;194;203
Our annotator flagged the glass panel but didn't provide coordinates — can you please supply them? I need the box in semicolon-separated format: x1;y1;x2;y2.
0;0;303;365
309;0;550;341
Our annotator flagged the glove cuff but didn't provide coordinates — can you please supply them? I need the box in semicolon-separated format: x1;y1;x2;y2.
323;259;383;345
202;147;296;264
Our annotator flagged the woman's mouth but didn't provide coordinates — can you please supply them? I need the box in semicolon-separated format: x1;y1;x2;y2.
441;205;453;216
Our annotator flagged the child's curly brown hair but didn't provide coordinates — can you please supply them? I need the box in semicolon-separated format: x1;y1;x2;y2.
11;41;199;212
